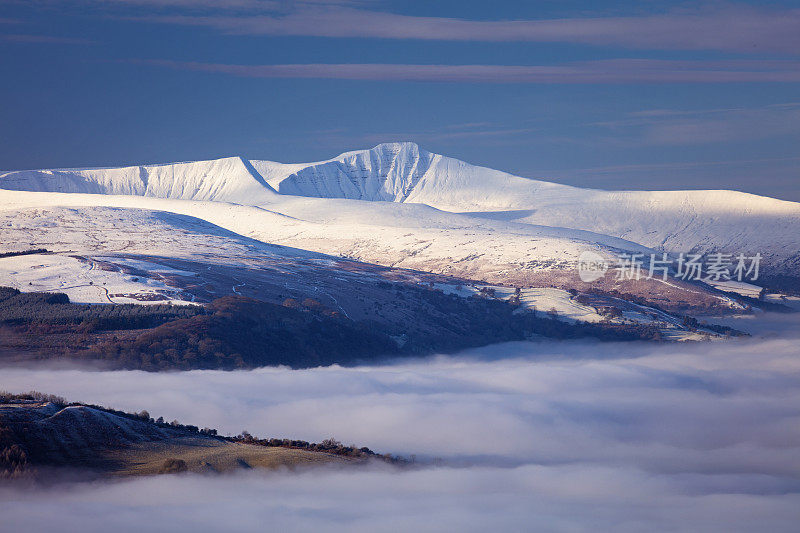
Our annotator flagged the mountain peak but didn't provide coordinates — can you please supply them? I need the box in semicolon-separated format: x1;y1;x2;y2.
369;141;423;153
272;141;435;202
336;141;428;162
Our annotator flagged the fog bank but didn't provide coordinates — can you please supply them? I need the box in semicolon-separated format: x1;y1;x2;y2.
2;323;800;531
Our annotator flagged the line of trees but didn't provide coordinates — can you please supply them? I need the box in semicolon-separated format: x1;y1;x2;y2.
0;286;203;330
0;248;49;259
81;295;398;370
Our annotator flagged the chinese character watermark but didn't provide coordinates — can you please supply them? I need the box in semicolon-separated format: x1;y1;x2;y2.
576;251;762;283
577;251;609;283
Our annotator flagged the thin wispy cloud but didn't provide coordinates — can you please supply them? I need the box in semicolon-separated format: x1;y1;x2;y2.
592;103;800;145
126;4;800;54
541;156;800;197
137;59;800;84
562;156;800;175
8;2;799;53
3;0;370;12
310;124;540;147
0;33;94;44
0;0;280;10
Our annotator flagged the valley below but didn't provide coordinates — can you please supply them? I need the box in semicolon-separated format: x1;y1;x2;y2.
2;324;799;532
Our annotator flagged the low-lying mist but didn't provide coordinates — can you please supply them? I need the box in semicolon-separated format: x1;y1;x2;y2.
2;314;799;532
3;462;798;533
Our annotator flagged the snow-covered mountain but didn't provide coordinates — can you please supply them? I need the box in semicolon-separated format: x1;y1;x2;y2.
257;142;800;271
1;140;798;312
3;142;797;274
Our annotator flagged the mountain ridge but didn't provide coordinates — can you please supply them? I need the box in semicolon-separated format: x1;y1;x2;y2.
0;156;277;205
2;142;799;272
4;141;797;207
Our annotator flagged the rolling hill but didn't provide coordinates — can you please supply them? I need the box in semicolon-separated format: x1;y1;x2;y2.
0;392;385;480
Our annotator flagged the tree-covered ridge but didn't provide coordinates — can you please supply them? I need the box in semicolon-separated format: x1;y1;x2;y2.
0;286;674;372
0;286;202;330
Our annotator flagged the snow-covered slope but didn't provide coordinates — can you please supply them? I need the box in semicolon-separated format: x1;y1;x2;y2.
265;142;563;207
0;187;755;317
2;142;798;275
0;189;649;284
0;156;277;204
254;142;800;271
272;142;436;201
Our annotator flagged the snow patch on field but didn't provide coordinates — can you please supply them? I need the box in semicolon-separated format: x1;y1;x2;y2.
94;257;196;277
518;287;604;323
433;281;724;338
435;283;606;323
706;279;764;298
0;253;191;304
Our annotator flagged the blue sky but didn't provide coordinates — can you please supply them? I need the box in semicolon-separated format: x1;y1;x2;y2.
1;0;799;200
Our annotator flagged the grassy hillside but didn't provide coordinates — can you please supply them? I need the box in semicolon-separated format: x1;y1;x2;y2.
0;391;393;480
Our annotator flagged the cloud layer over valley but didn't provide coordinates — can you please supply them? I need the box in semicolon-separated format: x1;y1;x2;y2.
2;320;799;531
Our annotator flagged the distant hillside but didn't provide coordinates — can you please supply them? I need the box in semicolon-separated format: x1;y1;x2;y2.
0;288;682;371
0;391;394;480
